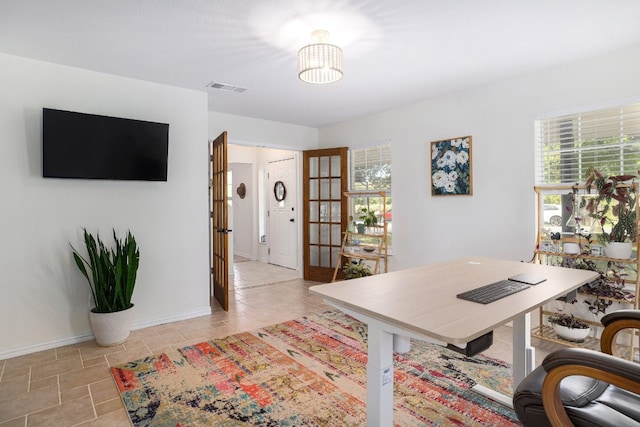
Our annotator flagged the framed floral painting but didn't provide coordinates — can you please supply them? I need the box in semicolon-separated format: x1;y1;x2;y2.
430;136;472;196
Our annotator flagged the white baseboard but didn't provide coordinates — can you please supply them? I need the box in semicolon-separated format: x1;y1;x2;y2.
233;251;253;260
0;306;213;360
0;333;96;361
132;306;212;330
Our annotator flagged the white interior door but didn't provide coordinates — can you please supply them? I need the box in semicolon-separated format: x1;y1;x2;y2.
268;157;297;269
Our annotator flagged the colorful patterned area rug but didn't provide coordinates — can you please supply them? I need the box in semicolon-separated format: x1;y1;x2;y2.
111;310;520;426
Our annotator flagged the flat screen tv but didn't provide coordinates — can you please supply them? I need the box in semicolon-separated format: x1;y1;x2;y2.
43;108;169;181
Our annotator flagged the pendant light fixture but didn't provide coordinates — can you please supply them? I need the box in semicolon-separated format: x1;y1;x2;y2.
298;30;343;84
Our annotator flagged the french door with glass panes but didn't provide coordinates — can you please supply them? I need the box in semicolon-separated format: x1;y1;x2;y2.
303;148;348;282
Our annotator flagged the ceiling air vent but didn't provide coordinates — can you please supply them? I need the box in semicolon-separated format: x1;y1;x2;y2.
206;81;248;93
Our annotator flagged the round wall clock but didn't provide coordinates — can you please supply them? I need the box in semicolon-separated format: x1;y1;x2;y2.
274;181;286;202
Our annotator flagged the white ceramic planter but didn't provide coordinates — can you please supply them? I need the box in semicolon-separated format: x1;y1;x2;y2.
563;243;580;254
89;304;135;346
552;323;590;342
604;241;633;259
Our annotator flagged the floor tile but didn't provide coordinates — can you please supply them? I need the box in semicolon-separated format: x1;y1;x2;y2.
59;364;110;392
31;354;83;382
77;408;130;426
3;350;55;374
93;397;123;418
0;374;29;400
0;384;59;423
26;395;94;427
0;416;27;427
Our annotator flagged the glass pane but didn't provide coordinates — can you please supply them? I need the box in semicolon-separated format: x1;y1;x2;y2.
310;245;319;267
320;178;330;199
320;246;330;267
227;171;233;198
310;201;319;222
330;178;341;200
320;224;330;245
309;157;318;178
320;202;329;222
331;224;342;245
330;202;341;222
536;102;640;184
350;144;392;190
309;223;319;244
331;247;340;266
331;155;341;177
309;179;319;200
320;156;329;177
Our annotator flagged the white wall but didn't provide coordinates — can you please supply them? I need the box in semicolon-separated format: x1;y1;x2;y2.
320;44;640;270
0;53;211;358
209;111;318;150
229;163;254;259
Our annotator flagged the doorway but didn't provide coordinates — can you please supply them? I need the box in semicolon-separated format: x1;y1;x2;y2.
227;145;300;277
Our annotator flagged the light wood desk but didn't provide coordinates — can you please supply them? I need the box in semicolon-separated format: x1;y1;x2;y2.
309;257;598;427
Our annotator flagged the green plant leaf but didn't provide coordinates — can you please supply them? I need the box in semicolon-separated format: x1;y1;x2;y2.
70;228;139;313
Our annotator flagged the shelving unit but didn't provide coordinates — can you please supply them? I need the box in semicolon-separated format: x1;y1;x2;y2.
532;184;640;361
332;191;388;282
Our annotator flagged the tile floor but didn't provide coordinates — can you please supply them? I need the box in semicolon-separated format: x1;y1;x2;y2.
231;259;300;290
0;262;564;426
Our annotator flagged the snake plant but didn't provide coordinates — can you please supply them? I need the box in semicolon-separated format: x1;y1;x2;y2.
71;228;139;313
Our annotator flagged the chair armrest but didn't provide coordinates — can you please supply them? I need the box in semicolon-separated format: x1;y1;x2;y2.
601;309;640;326
541;348;640;427
600;309;640;355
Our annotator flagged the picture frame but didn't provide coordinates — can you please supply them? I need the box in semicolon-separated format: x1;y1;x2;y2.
430;136;472;196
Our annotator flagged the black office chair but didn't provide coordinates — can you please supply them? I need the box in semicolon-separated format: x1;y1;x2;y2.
513;309;640;427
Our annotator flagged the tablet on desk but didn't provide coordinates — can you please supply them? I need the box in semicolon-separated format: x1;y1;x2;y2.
508;274;546;285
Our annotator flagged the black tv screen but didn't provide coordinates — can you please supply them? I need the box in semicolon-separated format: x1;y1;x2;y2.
43;108;169;181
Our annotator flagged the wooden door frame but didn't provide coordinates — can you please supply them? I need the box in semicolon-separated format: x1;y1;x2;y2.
303;147;348;282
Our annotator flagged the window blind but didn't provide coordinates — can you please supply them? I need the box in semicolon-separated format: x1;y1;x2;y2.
535;102;640;184
350;144;392;191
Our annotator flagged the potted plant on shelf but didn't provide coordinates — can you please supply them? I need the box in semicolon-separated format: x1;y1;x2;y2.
343;260;372;279
562;251;635;314
357;208;378;233
583;167;637;259
548;312;590;342
578;259;635;314
71;228;140;346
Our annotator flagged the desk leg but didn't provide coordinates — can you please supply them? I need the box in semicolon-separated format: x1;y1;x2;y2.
472;312;535;407
512;312;535;389
393;334;411;353
367;324;394;427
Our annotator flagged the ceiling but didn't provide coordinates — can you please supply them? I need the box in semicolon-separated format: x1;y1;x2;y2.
2;1;640;128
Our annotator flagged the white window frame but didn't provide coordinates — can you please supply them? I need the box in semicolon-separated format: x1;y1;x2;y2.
535;100;640;185
349;141;392;249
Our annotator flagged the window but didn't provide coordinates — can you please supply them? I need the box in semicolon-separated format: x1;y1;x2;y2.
349;143;392;246
535;102;640;233
535;102;640;185
350;143;392;191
